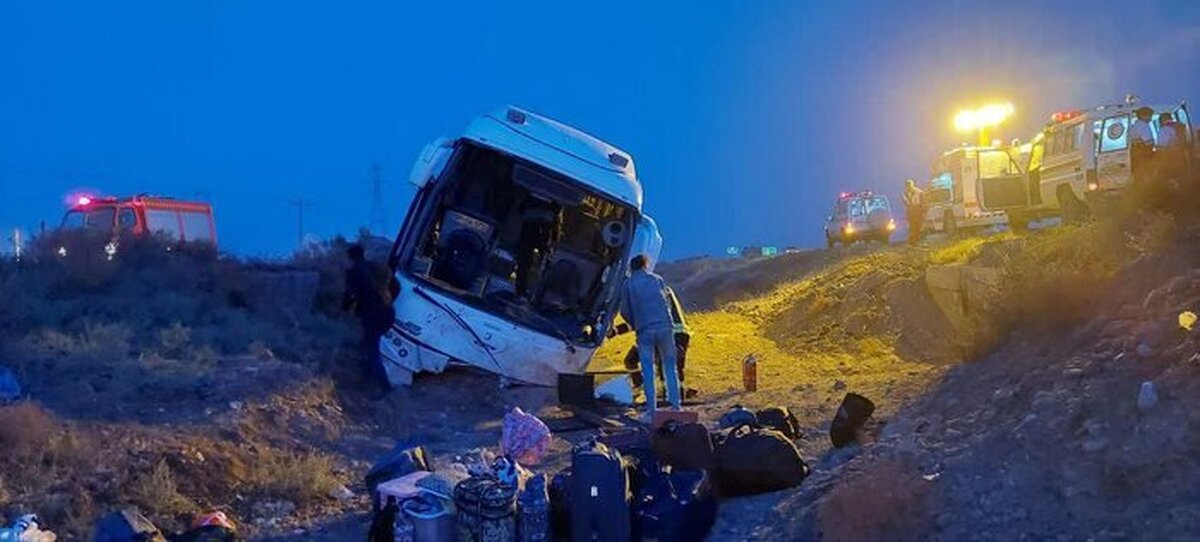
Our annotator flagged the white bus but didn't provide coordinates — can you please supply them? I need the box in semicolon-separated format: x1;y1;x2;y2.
382;107;662;386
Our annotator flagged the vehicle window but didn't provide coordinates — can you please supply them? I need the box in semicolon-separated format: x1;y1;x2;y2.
1177;106;1191;140
145;209;182;239
64;208;115;231
62;211;86;228
180;211;213;241
848;199;866;217
1073;124;1085;152
1100;115;1128;153
1047;132;1060;157
978;150;1021;178
118;209;137;230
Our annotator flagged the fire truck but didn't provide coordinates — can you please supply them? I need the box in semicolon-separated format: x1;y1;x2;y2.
61;194;217;245
382;107;661;386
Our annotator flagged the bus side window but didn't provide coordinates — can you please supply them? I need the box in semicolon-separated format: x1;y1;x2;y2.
1100;116;1129;153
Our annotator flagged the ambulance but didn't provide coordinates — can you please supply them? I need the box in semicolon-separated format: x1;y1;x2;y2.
924;145;1021;235
382;107;661;386
1007;98;1193;227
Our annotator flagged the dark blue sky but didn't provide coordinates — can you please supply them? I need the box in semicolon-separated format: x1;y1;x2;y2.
2;1;1197;258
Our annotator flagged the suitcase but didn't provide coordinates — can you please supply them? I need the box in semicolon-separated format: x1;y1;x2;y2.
633;469;718;542
569;441;631;542
652;421;715;470
830;393;875;448
712;424;809;497
365;445;432;512
598;426;657;495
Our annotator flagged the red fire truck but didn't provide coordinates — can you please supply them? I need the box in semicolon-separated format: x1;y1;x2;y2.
61;194;217;246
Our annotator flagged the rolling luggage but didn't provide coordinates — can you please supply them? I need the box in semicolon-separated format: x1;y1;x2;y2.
633;469;718;542
454;475;517;542
757;406;801;439
569;441;631;542
712;424;809;497
365;445;432;511
517;473;550;542
829;393;875;448
652;421;714;470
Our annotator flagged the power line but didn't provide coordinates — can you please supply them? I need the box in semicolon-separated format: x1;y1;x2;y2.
289;199;314;249
369;163;387;236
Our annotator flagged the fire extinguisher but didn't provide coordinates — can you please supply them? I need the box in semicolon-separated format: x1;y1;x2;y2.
742;353;758;392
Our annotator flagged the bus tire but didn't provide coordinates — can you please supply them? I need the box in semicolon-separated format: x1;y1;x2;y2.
943;210;957;237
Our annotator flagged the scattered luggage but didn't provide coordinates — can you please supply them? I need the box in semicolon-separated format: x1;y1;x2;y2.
0;367;22;404
652;421;714;470
548;470;573;540
516;473;551;542
368;498;402;542
712;424;808;497
829;393;875;448
0;514;55;542
633;469;718;542
175;511;239;542
454;475;517;542
649;409;698;431
366;445;432;511
93;509;165;542
569;441;631;542
757;406;801;440
502;407;552;466
597;427;656;493
717;405;757;429
402;495;455;542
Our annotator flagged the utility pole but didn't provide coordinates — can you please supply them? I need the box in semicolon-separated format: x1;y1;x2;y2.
289;199;314;249
369;163;387;236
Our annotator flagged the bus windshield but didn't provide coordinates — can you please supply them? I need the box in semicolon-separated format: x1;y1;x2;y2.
62;207;116;231
403;142;637;345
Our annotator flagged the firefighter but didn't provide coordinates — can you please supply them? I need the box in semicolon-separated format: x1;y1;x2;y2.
903;179;925;245
620;254;681;418
342;244;396;397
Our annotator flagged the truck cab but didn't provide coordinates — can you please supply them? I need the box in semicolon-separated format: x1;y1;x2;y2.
383;107;657;386
926;146;1021;235
61;195;217;245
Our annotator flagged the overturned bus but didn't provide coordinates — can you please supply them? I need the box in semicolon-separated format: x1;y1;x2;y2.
382;107;662;386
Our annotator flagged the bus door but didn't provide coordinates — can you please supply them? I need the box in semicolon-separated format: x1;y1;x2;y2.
1095;114;1131;189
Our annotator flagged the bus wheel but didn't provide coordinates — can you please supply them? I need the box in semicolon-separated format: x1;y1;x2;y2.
943;210;958;237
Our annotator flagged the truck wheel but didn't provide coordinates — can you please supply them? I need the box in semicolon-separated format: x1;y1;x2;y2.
1058;186;1090;224
1009;212;1030;233
943;210;957;237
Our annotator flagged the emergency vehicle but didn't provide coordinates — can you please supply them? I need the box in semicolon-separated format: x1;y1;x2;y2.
1005;99;1193;227
924;145;1020;235
823;191;896;247
60;194;217;245
382;107;662;386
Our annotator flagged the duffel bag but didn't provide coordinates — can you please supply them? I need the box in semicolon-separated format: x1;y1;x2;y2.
652;420;714;470
712;424;809;497
757;406;801;439
634;468;718;542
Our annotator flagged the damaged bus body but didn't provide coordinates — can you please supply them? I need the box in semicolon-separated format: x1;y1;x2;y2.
382;107;661;386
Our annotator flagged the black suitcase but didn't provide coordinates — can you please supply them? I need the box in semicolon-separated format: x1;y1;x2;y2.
712;424;809;497
652;421;714;470
634;468;718;542
830;393;875;448
569;441;632;542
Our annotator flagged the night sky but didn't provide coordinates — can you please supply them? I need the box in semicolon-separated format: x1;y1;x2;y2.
2;1;1197;258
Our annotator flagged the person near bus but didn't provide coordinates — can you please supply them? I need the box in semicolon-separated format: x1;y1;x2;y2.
620;254;681;418
1157;112;1188;182
903;179;925;245
342;244;396;397
1130;107;1157;185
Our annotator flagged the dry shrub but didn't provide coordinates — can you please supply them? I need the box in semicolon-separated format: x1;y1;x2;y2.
0;402;56;457
157;322;192;356
246;450;340;503
126;460;194;517
818;459;932;542
0;403;93;490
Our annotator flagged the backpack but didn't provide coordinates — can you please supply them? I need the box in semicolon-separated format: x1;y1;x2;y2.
517;473;551;542
569;441;631;542
712;425;809;497
756;406;801;439
93;509;166;542
652;421;714;471
830;393;875;448
367;499;400;542
718;405;757;430
633;469;718;542
365;445;431;511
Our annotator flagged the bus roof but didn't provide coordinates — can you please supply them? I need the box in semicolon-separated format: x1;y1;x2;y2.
461;107;642;209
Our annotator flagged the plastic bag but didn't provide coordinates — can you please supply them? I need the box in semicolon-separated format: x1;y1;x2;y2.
501;407;551;465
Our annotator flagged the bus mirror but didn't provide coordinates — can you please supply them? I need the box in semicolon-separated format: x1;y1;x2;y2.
408;137;453;188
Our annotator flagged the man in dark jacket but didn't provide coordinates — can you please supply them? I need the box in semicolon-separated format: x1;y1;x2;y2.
343;244;396;395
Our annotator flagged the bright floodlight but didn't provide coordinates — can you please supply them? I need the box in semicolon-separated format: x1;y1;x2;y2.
954;102;1015;132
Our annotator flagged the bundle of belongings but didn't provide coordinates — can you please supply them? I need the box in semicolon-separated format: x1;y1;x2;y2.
0;514;56;541
93;508;240;541
367;405;810;542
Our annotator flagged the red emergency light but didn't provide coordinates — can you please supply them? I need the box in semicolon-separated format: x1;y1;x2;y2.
1050;110;1083;123
77;196;92;206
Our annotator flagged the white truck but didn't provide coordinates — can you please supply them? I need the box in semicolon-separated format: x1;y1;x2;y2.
924;145;1020;236
381;107;662;386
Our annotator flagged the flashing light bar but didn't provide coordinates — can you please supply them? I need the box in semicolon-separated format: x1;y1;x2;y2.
77;196;92;206
1050;110;1083;123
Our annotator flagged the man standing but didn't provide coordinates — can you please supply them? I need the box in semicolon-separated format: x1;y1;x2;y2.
903;179;925;245
1130;107;1157;186
620;254;681;418
343;244;396;396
